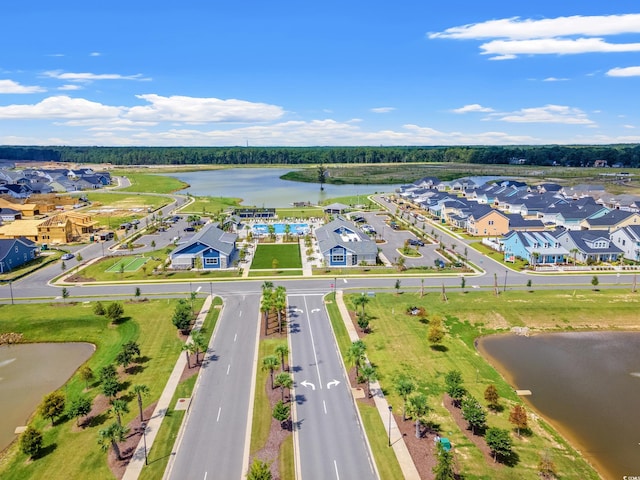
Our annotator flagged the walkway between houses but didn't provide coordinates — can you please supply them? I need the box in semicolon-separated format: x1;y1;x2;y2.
335;291;421;480
122;294;213;480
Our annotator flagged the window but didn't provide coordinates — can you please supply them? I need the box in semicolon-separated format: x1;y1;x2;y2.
352;255;358;265
488;220;494;226
332;254;345;263
205;257;219;265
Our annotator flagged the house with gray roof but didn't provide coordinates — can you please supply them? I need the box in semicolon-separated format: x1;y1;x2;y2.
0;237;38;273
610;225;640;262
170;224;237;270
315;217;377;266
554;229;622;263
502;230;568;265
580;210;640;232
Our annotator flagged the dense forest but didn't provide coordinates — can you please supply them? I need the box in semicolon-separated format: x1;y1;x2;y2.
1;145;640;168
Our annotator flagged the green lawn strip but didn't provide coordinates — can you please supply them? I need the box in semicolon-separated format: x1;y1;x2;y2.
0;299;202;480
312;267;398;276
343;290;620;479
114;172;189;194
278;434;295;480
249;339;280;455
248;270;303;277
275;207;324;219
251;244;302;269
357;404;404;480
180;196;242;215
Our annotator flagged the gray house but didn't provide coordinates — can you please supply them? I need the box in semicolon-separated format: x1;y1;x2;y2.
170;224;237;270
315;217;377;267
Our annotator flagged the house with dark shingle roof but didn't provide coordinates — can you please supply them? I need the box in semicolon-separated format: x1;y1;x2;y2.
0;237;38;273
170;224;237;270
466;205;510;237
315;217;377;266
554;229;622;263
502;230;568;265
580;210;640;231
610;225;640;262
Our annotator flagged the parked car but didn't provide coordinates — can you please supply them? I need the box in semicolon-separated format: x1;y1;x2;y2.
61;253;75;261
408;238;425;247
184;226;195;232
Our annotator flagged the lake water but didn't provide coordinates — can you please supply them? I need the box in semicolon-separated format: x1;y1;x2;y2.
163;168;402;208
0;342;95;451
478;332;640;479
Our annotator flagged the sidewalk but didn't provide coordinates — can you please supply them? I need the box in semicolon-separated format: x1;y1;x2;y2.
122;294;213;480
335;291;420;480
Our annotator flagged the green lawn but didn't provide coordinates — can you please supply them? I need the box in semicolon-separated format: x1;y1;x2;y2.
333;289;638;479
73;192;169;229
251;244;302;269
180;196;242;215
114;172;188;194
250;339;280;455
0;298;204;480
275;207;324;219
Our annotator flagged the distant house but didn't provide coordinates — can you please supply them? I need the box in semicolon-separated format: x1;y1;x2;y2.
315;217;377;266
170;224;237;270
466;205;510;237
323;203;350;215
0;208;21;222
610;225;640;262
502;231;568;265
0;237;38;273
555;229;622;263
580;210;640;232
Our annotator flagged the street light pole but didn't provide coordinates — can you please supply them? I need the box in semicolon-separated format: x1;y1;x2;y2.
9;280;14;305
141;422;148;465
388;405;393;447
503;269;508;292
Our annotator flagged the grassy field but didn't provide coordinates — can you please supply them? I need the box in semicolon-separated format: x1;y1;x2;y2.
334;289;640;479
251;244;302;270
0;298;205;480
180;195;242;215
275;207;324;219
114;172;188;194
249;338;280;456
74;192;169;229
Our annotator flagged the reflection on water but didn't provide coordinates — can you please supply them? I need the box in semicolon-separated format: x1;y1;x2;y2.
163;168;401;208
0;343;94;451
479;332;640;479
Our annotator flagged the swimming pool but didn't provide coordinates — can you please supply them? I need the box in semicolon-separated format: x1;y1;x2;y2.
252;223;310;235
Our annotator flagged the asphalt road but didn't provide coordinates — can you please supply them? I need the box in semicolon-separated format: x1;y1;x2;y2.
289;293;377;480
167;293;260;480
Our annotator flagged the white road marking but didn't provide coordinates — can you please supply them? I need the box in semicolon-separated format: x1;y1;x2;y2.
239;310;243;317
196;286;202;292
204;472;207;480
334;460;340;479
303;296;323;389
323;400;327;415
234;333;237;342
216;407;221;422
227;364;231;375
342;278;347;284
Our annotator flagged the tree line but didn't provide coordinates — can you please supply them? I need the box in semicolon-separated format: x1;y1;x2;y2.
2;144;640;167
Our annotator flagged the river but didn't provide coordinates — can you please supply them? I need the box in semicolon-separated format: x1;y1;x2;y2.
478;332;640;479
0;342;95;451
163;168;402;207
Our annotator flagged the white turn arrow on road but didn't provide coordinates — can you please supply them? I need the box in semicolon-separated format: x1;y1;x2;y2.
300;380;316;390
327;379;340;389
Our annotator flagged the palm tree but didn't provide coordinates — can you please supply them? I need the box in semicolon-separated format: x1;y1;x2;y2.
394;375;416;421
261;288;274;335
352;293;370;318
110;398;129;427
346;340;367;378
275;343;289;372
191;331;207;364
284;223;291;242
132;384;150;422
98;423;129;461
570;248;579;265
360;365;377;398
181;341;196;369
274;372;293;402
406;392;429;439
262;355;279;389
274;286;287;334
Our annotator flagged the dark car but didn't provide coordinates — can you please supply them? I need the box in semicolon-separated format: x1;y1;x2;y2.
408;238;425;247
184;226;195;232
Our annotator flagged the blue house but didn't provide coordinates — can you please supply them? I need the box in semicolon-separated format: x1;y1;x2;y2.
502;231;568;265
315;218;378;267
0;237;38;273
169;224;237;270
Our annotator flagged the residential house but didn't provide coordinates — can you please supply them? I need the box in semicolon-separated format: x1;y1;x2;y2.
170;224;237;270
505;214;545;232
580;210;640;231
466;205;510;237
0;237;38;273
315;217;377;266
502;231;568;265
610;225;640;262
0;208;21;222
555;229;623;263
323;203;351;215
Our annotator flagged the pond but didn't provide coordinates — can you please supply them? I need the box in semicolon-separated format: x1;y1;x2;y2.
164;168;402;208
478;332;640;479
0;342;95;451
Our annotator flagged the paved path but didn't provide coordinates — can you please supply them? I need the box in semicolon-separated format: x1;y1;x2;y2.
335;290;421;480
122;295;213;480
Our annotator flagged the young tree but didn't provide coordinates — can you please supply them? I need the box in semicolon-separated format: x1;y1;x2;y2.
394;375;416;421
182;342;194;368
357;314;370;333
134;287;141;299
274;372;293;402
352;293;370;318
509;404;529;436
61;287;69;303
68;396;92;427
428;316;445;346
79;365;94;389
19;426;43;459
262;355;279;390
99;364;117;383
406;392;429;439
591;275;599;290
132;384;150;422
93;301;105;316
98;422;129;461
360;364;377;398
432;441;455;480
444;370;466;407
274;286;287;334
484;384;500;410
394;279;402;295
191;331;208;364
272;400;291;429
106;302;124;324
116;349;134;371
39;391;66;426
172;299;192;333
461;395;487;435
274;343;289;372
247;459;272;480
485;427;513;463
110;399;129;426
317;163;327;191
346;340;367;378
538;450;558;479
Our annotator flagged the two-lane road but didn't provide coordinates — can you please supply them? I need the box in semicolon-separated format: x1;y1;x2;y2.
289;293;377;480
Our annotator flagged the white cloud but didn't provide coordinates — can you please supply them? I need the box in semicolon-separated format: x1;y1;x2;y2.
89;52;102;57
607;66;640;77
480;37;640;58
126;94;285;123
43;70;151;82
488;105;595;125
452;104;494;114
543;77;569;82
370;107;395;113
0;96;122;119
0;79;46;94
429;14;640;40
623;124;635;129
58;84;82;91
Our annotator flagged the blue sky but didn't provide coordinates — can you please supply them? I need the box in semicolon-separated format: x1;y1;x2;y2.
2;1;640;147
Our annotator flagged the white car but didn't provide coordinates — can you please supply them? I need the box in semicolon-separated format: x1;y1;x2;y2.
61;253;75;261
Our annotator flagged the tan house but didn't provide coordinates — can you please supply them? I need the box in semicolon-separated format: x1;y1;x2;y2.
0;220;41;242
580;210;640;232
466;205;510;237
0;211;97;244
0;197;39;217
